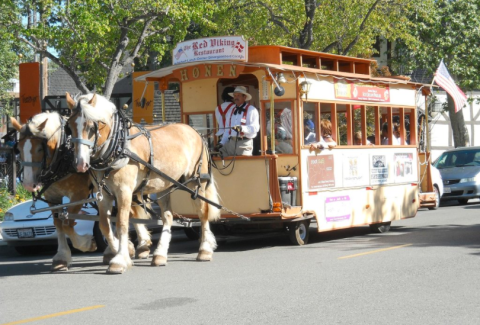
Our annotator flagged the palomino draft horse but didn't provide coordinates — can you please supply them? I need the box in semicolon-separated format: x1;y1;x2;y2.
66;92;220;274
11;112;152;270
11;112;97;271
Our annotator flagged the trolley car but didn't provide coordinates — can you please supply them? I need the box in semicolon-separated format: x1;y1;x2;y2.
135;36;434;245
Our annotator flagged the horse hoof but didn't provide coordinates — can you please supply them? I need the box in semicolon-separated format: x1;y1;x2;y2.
196;251;213;262
136;245;150;259
107;264;126;274
51;261;69;272
151;255;167;266
103;254;115;265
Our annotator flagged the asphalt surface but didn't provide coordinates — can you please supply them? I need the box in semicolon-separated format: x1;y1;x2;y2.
1;200;480;325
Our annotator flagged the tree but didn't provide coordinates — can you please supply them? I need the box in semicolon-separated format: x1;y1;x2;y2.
0;4;23;122
0;40;19;119
213;0;433;57
393;0;480;148
1;0;217;99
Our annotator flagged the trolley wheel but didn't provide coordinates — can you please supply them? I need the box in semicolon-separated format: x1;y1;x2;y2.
288;220;310;245
428;186;440;210
93;221;109;252
184;227;200;241
369;221;391;233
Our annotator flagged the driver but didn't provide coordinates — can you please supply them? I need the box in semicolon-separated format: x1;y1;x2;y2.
216;86;259;156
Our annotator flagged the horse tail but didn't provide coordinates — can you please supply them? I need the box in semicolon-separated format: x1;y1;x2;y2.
202;140;221;222
205;173;221;222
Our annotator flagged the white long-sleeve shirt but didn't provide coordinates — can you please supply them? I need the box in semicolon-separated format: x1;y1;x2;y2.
220;103;259;145
215;102;235;136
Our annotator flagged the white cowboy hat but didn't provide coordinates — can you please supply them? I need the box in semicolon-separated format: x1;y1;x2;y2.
229;86;252;101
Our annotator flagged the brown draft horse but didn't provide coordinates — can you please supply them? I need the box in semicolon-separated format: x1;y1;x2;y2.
11;112;152;270
66;92;221;274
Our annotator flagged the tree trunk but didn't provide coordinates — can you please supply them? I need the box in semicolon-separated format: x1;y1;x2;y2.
447;93;469;148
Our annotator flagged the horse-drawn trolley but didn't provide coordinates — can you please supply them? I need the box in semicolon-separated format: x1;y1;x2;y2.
134;36;432;245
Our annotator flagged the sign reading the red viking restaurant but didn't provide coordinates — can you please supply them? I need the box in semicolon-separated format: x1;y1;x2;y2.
334;78;390;103
172;36;248;65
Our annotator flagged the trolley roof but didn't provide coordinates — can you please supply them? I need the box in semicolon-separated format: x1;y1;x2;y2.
136;45;423;87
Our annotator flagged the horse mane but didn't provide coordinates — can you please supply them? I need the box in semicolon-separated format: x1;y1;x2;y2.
23;111;63;140
77;93;117;127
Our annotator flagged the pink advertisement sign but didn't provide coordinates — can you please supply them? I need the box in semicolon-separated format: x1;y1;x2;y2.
325;195;351;222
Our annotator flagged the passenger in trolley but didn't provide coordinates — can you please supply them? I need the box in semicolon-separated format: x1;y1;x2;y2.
354;131;373;146
381;122;402;145
309;119;337;150
217;86;260;156
393;123;402;145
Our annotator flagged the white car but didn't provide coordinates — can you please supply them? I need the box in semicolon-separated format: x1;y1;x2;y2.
1;199;103;255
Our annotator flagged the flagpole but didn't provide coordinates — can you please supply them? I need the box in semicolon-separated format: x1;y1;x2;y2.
426;62;439;154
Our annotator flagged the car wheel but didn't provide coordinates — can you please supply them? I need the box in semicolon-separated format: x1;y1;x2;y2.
93;221;109;252
14;246;44;256
428;186;440;210
458;199;469;205
369;221;391;233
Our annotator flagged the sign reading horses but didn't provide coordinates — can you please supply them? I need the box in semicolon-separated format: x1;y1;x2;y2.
172;36;248;65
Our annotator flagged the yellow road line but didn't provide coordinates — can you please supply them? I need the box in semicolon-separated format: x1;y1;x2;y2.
338;243;412;259
1;305;105;325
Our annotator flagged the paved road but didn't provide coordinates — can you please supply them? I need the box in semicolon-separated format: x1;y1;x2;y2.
1;202;480;325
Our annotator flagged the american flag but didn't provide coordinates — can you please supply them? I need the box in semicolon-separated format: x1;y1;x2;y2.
175;48;184;60
434;60;467;113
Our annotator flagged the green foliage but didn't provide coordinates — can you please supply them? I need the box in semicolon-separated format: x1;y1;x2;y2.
212;0;433;57
1;0;218;98
392;0;480;90
0;184;30;220
0;36;20;122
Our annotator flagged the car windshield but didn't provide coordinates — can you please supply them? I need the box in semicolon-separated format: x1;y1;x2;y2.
434;149;480;169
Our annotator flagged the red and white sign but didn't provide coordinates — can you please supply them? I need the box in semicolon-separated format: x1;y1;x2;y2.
172;36;248;65
334;78;390;103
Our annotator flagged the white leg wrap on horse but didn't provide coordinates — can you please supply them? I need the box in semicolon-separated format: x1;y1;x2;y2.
118;235;133;266
110;254;129;269
53;232;72;268
134;223;151;245
105;237;119;254
155;229;172;257
200;230;217;253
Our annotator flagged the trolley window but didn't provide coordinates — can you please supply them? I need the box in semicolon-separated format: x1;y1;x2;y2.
265;101;294;154
187;113;215;151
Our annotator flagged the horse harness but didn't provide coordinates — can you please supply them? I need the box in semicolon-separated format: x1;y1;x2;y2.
16;116;80;203
70;104;221;211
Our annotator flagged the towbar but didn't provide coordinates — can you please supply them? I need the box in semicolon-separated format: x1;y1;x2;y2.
30;195;100;214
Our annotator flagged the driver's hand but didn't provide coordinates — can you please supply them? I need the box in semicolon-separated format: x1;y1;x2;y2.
232;125;242;134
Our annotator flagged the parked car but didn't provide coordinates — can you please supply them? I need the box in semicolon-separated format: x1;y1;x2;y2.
0;198;163;255
433;146;480;205
1;199;100;255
